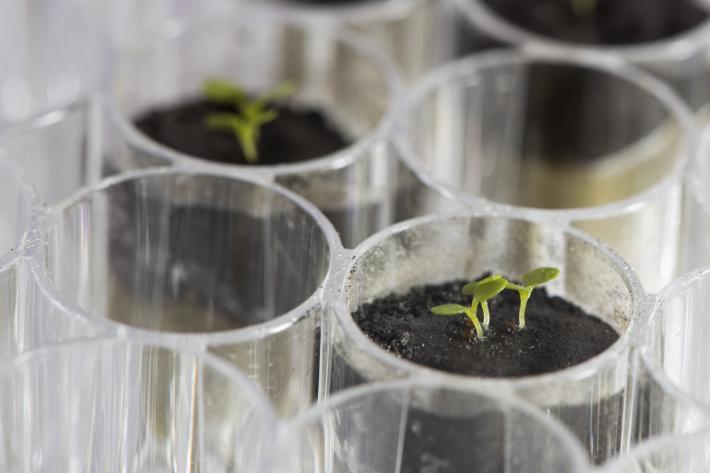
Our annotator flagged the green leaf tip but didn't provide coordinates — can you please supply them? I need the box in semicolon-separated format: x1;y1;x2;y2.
522;267;560;288
474;278;507;302
431;304;468;316
462;274;503;296
258;81;297;103
203;78;246;104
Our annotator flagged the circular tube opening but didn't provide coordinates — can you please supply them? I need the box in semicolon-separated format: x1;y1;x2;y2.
399;50;692;210
46;169;334;334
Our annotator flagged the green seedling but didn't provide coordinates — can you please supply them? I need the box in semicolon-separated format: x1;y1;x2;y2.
505;267;560;329
571;0;596;16
462;274;504;328
431;277;507;340
202;79;296;163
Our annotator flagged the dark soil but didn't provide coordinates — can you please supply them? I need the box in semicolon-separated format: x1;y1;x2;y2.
286;0;380;4
134;98;350;166
353;277;619;377
482;0;708;45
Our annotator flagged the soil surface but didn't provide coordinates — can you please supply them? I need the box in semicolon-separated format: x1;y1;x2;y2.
134;98;349;166
482;0;708;45
353;277;619;377
284;0;383;4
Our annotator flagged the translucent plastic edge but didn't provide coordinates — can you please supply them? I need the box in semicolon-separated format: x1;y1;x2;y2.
640;266;710;415
600;429;710;473
0;0;108;129
0;159;41;269
104;11;403;180
0;98;89;132
290;378;592;472
456;0;710;64
686;127;710;213
231;0;430;22
32;166;341;346
392;48;697;224
0;335;278;422
327;210;649;390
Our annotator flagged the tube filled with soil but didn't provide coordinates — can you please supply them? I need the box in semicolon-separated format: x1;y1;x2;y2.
105;10;443;247
324;213;644;464
458;0;710;109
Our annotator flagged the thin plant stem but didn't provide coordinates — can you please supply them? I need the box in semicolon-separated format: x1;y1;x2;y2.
481;301;491;328
518;290;532;329
465;303;484;340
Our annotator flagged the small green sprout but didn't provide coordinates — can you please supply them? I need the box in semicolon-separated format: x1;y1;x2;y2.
202;79;296;163
571;0;596;16
505;267;560;330
431;277;507;340
462;274;504;329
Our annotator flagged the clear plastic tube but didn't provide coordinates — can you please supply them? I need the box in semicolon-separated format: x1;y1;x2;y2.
104;10;397;177
456;0;710;109
273;139;469;248
0;337;278;473
40;167;340;417
680;132;710;274
642;268;710;413
233;0;486;83
102;9;468;248
324;212;645;463
626;349;709;447
601;431;710;473
395;49;695;291
291;379;591;473
0;255;102;360
0;102;103;204
0;160;36;260
0;0;104;203
74;0;236;50
0;0;101;123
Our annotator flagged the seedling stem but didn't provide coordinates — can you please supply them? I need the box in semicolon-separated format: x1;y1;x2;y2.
202;78;296;163
430;268;559;339
505;268;560;330
432;277;507;340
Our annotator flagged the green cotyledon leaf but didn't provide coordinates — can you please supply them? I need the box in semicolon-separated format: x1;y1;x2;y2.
522;267;560;288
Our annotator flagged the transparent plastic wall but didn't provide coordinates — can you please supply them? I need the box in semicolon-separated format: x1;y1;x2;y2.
41;168;338;417
0;338;277;472
395;50;694;292
323;212;644;463
602;432;710;473
0;161;35;258
0;257;101;361
0;161;98;359
234;0;496;83
680;133;710;273
72;0;236;50
2;2;710;470
292;380;591;473
643;268;710;416
0;0;104;204
456;0;710;110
